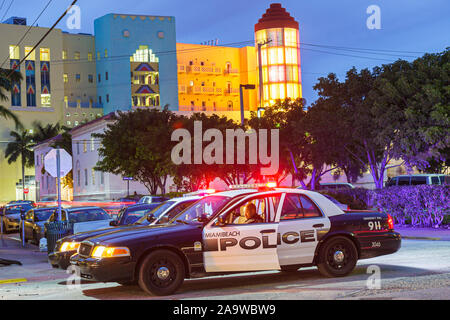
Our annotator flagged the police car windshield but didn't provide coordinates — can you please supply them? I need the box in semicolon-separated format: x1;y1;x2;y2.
171;196;229;224
135;201;176;225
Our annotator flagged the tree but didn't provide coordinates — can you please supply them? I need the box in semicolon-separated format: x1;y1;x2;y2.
5;130;35;200
372;48;450;172
32;121;62;144
0;68;23;129
95;108;177;195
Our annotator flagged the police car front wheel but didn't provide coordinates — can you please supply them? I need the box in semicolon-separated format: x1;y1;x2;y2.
317;236;358;278
138;249;185;296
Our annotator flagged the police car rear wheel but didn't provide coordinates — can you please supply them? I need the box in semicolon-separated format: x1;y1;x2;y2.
317;236;357;277
138;250;185;296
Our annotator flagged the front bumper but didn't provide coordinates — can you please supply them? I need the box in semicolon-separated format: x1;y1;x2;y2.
48;250;77;269
69;254;136;283
357;230;401;259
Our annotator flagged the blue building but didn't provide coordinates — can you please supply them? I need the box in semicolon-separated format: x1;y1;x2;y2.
94;14;179;113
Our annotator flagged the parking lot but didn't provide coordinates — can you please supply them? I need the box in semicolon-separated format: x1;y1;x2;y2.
1;232;449;300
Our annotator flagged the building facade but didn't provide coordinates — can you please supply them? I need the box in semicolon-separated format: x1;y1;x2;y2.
1;3;304;201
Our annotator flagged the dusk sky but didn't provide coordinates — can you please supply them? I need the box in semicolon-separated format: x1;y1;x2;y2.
2;0;449;104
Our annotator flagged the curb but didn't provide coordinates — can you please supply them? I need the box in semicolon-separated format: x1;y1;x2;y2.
401;236;442;241
0;278;27;285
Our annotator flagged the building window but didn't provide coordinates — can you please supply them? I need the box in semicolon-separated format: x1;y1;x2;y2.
105;72;108;80
63;74;68;83
64;96;68;107
74;120;79;126
76;142;80;154
46;175;49;190
24;46;35;60
100;171;104;185
88;74;93;83
66;120;71;126
77;170;80;186
227;101;233;111
88;52;92;61
9;45;19;59
106;94;109;103
75;74;81;82
189;80;194;87
74;51;80;60
90;136;95;151
40;48;50;61
76;99;81;108
66;112;70;117
62;50;67;60
98;96;102;104
98;74;101;82
84;169;88;186
91;168;95;185
83;140;87;153
104;49;108;58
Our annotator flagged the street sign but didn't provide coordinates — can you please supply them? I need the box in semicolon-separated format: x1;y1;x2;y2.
23;188;29;194
44;148;72;178
123;177;133;181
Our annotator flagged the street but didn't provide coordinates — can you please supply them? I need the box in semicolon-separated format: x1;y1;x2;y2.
1;234;449;300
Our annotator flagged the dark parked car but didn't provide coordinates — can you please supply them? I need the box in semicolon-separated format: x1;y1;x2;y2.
1;202;34;233
111;203;161;226
19;207;56;244
137;196;169;204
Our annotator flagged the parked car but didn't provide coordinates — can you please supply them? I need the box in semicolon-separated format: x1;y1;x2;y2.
1;202;35;233
49;196;201;269
137;196;168;204
19;207;56;244
317;183;355;191
69;187;400;296
111;203;162;226
386;174;449;187
8;200;35;206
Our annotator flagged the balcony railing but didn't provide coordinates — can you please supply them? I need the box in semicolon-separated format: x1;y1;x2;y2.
201;86;215;94
187;86;202;94
177;64;186;73
224;88;239;95
224;68;239;76
178;85;187;93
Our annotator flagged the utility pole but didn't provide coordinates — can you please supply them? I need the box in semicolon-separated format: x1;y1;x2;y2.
257;39;272;117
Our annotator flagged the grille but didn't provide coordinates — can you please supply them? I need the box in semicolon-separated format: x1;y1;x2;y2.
79;242;93;258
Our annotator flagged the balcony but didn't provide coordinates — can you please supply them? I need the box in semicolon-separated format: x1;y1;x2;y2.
224;68;239;76
178;85;187;93
177;64;186;73
188;65;201;74
201;86;215;95
224;88;239;95
214;87;223;95
187;86;202;94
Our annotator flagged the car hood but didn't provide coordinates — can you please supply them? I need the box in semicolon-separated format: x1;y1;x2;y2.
82;223;199;246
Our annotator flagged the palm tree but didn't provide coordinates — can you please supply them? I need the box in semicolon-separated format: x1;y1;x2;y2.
32;121;62;143
0;67;23;129
5;130;35;200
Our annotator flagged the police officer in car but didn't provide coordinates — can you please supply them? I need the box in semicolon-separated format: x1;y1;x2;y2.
244;203;263;224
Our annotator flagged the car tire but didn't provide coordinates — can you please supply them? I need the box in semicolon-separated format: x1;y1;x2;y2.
280;265;301;272
317;236;358;278
138;250;185;296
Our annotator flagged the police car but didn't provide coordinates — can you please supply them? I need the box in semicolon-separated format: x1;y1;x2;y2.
69;185;401;296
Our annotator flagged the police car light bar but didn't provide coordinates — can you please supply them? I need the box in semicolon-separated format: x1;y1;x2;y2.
229;182;277;190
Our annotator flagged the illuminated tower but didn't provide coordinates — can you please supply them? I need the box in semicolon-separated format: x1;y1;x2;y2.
255;3;302;108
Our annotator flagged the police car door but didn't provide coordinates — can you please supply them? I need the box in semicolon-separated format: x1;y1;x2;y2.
277;192;331;265
203;193;282;272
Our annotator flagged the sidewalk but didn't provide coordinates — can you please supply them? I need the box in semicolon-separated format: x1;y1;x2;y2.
395;226;450;241
0;234;67;285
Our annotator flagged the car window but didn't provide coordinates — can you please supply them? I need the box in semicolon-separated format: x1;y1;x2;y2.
175;196;230;225
411;176;427;185
34;209;54;222
431;177;440;185
300;196;322;218
280;194;303;220
68;209;109;223
443;176;450;185
398;177;410;186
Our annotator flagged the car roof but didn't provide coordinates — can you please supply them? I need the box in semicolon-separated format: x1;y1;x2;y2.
65;206;104;211
126;203;160;209
211;189;257;198
168;195;202;202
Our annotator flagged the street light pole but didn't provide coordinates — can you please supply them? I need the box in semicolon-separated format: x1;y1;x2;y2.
239;84;256;126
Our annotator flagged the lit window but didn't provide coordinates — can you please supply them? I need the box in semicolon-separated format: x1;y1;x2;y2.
75;74;81;82
24;46;35;60
104;49;108;58
130;45;159;63
285;48;298;65
74;51;80;60
9;45;19;59
40;48;50;61
64;96;68;107
66;120;71;126
66;112;70;117
269;65;285;83
62;50;68;60
41;94;51;107
63;74;68;83
284;28;298;47
83;141;87;153
97;52;100;60
75;121;79;126
91;168;95;185
88;52;92;61
76;99;81;108
88;74;93;83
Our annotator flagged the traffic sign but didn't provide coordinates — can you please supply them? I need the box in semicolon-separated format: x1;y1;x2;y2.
23;188;29;194
44;148;72;178
123;177;133;181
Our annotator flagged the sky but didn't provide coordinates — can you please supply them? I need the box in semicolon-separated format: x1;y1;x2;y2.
1;0;449;104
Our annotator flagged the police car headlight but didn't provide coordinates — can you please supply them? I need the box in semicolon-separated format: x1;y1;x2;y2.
60;242;80;252
91;246;130;258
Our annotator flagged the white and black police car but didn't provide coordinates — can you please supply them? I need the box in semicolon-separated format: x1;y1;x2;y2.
69;184;401;296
